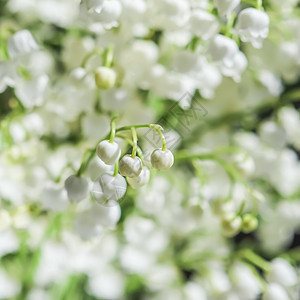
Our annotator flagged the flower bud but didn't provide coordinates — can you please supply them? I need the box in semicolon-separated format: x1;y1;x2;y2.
94;67;116;89
241;214;258;233
151;149;174;170
221;214;242;237
64;175;89;203
127;166;150;189
119;155;142;178
96;140;121;165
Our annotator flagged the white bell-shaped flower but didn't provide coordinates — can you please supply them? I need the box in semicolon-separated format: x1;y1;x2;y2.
14;75;48;109
235;8;269;48
214;0;240;16
92;173;127;205
64;175;89;203
96;140;121;165
151;149;174;170
7;30;39;60
209;34;247;81
119;155;143;178
189;9;219;40
127;166;150;189
87;156;114;181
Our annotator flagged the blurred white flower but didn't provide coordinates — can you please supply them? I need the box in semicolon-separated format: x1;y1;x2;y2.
100;88;129;112
42;182;69;212
15;75;48;108
209;34;247;81
7;30;39;60
0;270;20;299
235;8;269;48
88;268;125;299
262;283;290;300
189;9;219;40
0;229;19;257
267;258;298;287
214;0;240;16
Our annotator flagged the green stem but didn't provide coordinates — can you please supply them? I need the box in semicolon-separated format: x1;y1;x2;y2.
241;0;257;6
256;0;262;9
113;160;119;177
240;249;270;272
76;149;94;176
81;48;103;68
175;153;217;162
150;124;167;151
114;123;167;150
237;200;246;216
115;134;144;164
109;117;117;143
103;45;114;68
225;13;235;37
131;127;138;158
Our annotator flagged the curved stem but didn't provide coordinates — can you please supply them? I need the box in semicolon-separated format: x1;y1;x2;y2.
240;249;270;272
256;0;262;10
109;117;117;143
113;160;119;177
149;124;167;151
131;127;138;158
115;134;144;164
76;149;94;177
115;123;167;150
103;45;114;68
81;48;103;68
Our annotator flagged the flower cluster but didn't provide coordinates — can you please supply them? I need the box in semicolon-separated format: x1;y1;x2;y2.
64;121;174;210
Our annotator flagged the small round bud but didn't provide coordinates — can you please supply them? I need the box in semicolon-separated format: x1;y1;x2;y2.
64;175;89;203
94;66;116;89
241;214;258;233
92;173;127;206
127;166;150;189
221;214;242;237
119;155;142;178
96;140;121;165
150;149;174;170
